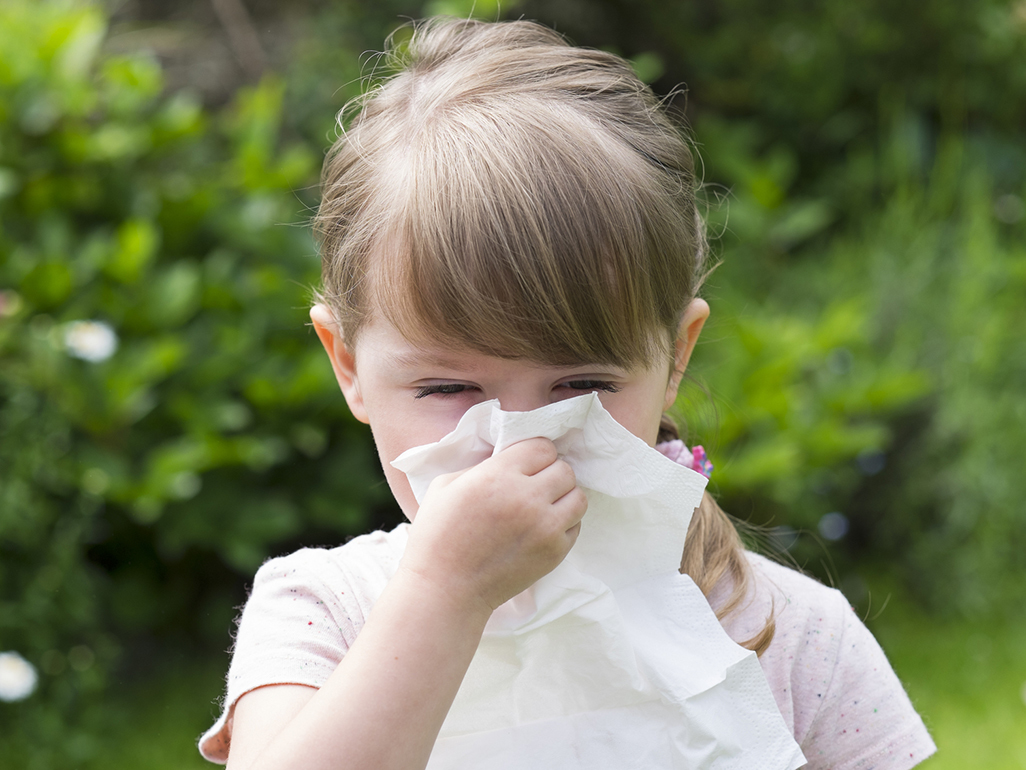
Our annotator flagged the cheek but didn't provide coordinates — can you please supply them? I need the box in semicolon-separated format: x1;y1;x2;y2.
383;464;420;520
364;402;464;521
367;423;421;520
608;381;673;446
639;400;668;445
599;400;657;446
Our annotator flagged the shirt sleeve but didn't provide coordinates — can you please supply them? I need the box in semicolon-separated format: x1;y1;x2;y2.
197;550;358;763
797;598;937;770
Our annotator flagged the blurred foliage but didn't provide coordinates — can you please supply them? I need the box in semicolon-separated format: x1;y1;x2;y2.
840;123;1026;615
0;1;383;762
1;0;1025;764
680;117;1026;615
522;0;1026;201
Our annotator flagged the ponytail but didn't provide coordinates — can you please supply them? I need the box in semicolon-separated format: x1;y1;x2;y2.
660;413;775;656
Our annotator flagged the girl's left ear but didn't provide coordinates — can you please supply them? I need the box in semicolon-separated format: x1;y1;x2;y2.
663;298;710;411
310;303;369;424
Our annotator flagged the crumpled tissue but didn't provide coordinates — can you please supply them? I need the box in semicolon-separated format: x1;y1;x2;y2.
392;393;805;770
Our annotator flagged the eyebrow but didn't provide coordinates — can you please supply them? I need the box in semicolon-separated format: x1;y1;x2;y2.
383;350;477;372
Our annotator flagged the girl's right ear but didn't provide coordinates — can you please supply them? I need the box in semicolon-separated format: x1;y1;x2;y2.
310;304;369;424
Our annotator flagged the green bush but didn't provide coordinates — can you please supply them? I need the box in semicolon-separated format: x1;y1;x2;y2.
837;124;1026;615
678;110;1026;615
521;0;1026;200
0;2;384;761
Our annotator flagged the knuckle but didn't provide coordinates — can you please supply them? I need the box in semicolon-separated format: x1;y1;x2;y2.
471;462;501;488
529;437;558;462
565;522;582;547
573;487;588;509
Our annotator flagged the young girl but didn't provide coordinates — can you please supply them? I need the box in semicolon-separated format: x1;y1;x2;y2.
199;18;935;770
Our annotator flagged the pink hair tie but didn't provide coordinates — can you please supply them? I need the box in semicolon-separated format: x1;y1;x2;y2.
655;440;714;479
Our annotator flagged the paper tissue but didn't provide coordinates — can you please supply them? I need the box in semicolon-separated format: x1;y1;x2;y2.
392;393;805;770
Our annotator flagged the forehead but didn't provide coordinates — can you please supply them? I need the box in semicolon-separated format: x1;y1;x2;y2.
354;316;516;371
349;314;531;372
353;315;486;369
352;315;666;382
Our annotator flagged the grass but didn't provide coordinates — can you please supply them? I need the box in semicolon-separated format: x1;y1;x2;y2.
868;597;1026;770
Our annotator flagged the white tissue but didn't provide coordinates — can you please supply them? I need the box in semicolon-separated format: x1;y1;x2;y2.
392;394;805;770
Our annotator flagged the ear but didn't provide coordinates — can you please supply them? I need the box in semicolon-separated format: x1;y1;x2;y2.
663;298;710;411
310;303;369;424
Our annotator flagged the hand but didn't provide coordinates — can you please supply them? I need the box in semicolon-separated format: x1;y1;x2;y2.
399;437;587;614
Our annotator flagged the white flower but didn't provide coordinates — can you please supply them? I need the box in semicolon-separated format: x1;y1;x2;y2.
0;651;38;702
64;320;118;362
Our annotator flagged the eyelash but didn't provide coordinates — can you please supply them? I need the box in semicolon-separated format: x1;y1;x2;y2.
414;383;470;399
563;380;622;394
413;381;622;399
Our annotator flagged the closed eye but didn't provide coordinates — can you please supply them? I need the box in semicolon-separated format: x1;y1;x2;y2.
413;383;473;399
561;380;622;394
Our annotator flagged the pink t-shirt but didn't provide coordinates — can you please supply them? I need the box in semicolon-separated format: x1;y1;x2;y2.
198;523;935;768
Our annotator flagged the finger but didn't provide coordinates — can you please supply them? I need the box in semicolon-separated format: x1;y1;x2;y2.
554;520;583;560
564;520;583;546
552;485;588;529
495;437;559;475
530;457;578;500
424;466;468;494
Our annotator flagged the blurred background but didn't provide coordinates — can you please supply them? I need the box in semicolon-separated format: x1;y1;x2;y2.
1;0;1024;766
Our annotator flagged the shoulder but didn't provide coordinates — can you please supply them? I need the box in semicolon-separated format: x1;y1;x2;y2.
717;553;936;770
199;524;411;763
712;553;853;737
254;522;411;579
235;522;409;672
714;552;850;653
251;523;410;615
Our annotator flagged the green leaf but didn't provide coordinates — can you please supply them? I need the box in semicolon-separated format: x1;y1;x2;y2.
105;219;159;284
20;262;73;308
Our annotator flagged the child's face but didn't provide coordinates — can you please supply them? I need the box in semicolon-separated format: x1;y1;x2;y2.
311;300;708;519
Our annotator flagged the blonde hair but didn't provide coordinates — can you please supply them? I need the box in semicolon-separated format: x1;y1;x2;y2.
314;18;772;654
